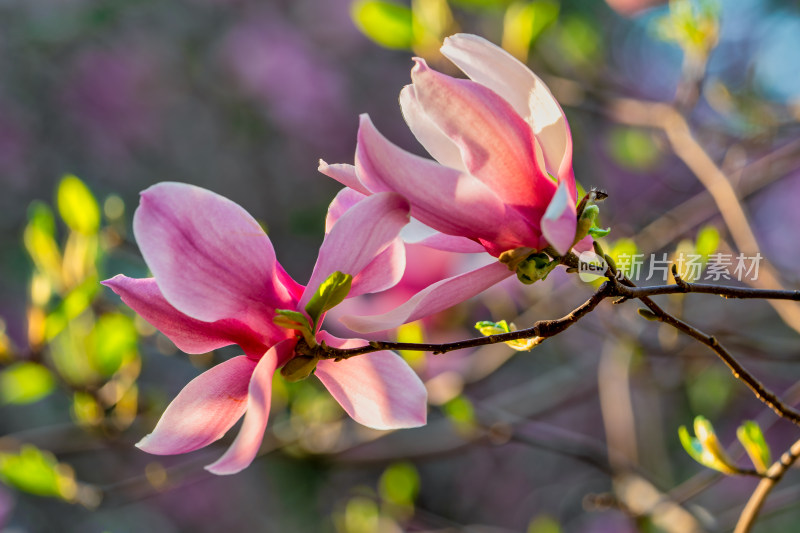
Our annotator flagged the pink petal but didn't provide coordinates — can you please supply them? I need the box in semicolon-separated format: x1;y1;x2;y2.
315;332;427;429
103;275;276;358
349;239;406;298
204;339;295;475
318;160;371;196
410;58;554;215
133;183;298;330
356;114;537;252
325;187;368;234
300;192;410;310
573;234;594;253
415;232;485;253
399;85;466;172
541;180;577;256
135;356;257;455
440;33;576;198
340;261;514;333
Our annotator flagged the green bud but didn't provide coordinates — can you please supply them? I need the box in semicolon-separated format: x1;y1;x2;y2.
474;320;540;351
737;420;771;474
678;416;738;475
305;271;353;329
637;308;660;321
475;320;511;336
516;252;557;285
280;356;318;382
273;310;315;347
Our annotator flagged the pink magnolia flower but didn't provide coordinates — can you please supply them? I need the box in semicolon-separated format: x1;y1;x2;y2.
320;34;591;333
103;183;427;475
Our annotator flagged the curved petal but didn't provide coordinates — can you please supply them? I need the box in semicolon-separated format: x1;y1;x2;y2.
103;275;275;358
135;356;257;455
410;58;554;214
325;187;368;234
205;339;295;475
399;85;466;172
415;232;485;253
340;261;514;333
133;183;297;329
300;192;410;309
315;332;427;429
441;33;576;198
349;239;406;298
356;115;537;251
541;180;577;256
318;160;371;196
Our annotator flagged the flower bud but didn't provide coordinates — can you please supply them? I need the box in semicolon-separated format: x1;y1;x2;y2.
280;356;319;382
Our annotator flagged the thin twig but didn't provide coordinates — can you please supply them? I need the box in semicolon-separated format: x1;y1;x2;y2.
304;282;613;360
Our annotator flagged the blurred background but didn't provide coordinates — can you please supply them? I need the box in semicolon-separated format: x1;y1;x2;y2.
1;0;800;531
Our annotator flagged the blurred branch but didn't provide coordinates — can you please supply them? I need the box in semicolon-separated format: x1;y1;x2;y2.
734;437;800;533
607;97;800;335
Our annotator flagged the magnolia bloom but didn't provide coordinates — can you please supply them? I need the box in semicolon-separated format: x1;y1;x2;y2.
103;183;427;475
320;33;591;333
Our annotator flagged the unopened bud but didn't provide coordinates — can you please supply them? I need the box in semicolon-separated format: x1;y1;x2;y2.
280;356;318;382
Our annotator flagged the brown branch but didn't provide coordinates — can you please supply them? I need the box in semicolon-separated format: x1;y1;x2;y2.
734;437;800;533
613;281;800;301
302;281;613;360
610;277;800;425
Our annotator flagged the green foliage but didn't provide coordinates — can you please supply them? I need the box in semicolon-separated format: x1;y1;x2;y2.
90;313;137;377
443;395;476;428
351;0;415;49
342;496;380;533
607;127;661;171
0;445;76;500
57;175;101;236
528;514;562;533
0;362;56;405
379;462;420;507
656;0;719;58
502;1;559;59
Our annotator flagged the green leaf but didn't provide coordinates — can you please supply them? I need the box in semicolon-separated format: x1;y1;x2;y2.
304;271;353;329
0;445;76;500
678;425;705;464
90;313;138;377
351;0;414;49
379;462;420;506
588;226;611;238
737;421;771;474
57;175;100;235
0;362;56;405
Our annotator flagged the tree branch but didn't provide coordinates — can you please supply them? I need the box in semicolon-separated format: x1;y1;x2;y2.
734;437;800;533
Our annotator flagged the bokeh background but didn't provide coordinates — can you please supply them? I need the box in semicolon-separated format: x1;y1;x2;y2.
1;0;800;531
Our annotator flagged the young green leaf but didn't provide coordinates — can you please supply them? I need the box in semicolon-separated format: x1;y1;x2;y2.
737;420;771;474
304;271;353;329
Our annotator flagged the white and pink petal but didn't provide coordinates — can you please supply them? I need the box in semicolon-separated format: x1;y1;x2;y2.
315;332;427;429
340;261;514;333
136;355;257;456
